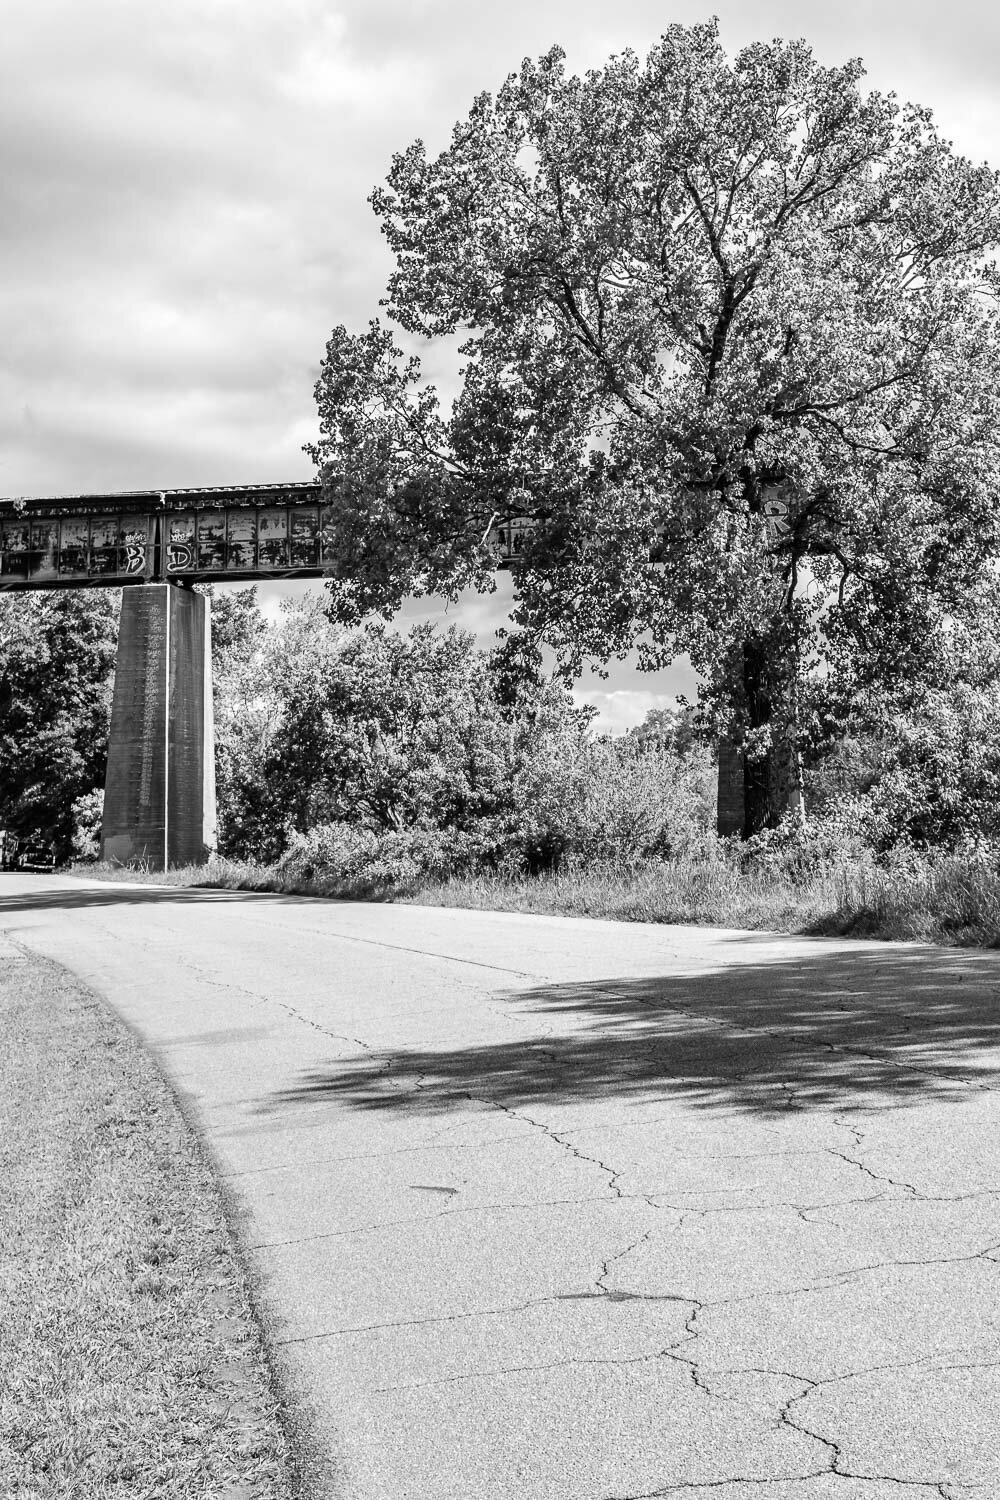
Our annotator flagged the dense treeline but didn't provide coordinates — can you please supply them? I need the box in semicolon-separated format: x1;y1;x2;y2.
0;591;117;856
5;583;1000;901
209;590;715;889
201;590;1000;943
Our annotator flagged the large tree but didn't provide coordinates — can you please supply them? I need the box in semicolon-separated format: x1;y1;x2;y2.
309;22;1000;833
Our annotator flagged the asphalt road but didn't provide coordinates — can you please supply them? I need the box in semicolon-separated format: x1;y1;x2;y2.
3;872;1000;1499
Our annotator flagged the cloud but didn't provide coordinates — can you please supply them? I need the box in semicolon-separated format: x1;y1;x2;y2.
0;0;423;493
6;0;998;489
575;687;683;736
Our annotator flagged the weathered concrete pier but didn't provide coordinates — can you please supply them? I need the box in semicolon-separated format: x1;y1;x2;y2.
101;584;216;867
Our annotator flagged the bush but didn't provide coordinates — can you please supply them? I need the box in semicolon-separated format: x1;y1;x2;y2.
496;737;716;873
570;740;716;863
276;823;479;895
269;741;718;896
70;789;104;862
805;679;1000;854
737;808;871;881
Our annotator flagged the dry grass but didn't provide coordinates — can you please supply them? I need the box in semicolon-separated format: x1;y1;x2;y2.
74;844;1000;948
409;854;1000;947
0;944;296;1499
408;859;836;930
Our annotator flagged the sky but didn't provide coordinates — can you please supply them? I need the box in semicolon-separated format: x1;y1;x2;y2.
3;0;1000;730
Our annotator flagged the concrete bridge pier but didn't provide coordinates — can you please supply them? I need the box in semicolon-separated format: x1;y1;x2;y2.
101;584;216;870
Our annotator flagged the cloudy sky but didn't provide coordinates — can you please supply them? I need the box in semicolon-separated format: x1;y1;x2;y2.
3;0;999;728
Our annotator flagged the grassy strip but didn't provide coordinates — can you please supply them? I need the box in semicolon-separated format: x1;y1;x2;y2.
0;943;296;1499
73;848;1000;947
409;857;1000;946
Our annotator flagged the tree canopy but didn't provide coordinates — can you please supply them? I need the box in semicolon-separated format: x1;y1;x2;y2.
309;20;1000;831
0;591;118;854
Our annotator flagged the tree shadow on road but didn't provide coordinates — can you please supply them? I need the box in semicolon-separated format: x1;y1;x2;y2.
263;944;1000;1117
0;882;311;913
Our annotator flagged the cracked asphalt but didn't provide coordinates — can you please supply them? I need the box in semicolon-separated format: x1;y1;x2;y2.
3;873;1000;1499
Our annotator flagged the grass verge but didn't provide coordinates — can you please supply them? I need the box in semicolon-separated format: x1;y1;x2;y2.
410;856;1000;946
71;846;1000;948
0;940;296;1499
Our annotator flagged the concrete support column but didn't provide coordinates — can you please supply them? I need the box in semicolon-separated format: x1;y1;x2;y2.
715;736;805;837
102;584;216;869
716;739;745;837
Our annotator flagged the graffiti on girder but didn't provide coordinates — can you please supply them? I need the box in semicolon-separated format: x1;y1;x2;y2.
0;484;329;589
0;483;536;590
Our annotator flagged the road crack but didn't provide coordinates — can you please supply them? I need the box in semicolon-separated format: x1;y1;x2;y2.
473;1093;627;1198
248;1191;657;1251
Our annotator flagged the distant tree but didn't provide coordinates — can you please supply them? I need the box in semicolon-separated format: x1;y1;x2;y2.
206;585;268;675
309;21;1000;834
627;705;701;757
0;591;118;857
202;586;274;859
212;596;593;865
262;609;513;838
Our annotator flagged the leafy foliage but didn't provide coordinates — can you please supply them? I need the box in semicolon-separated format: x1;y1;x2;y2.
276;823;474;895
0;592;118;856
211;595;713;878
796;595;1000;851
807;684;1000;854
204;586;273;860
309;22;1000;830
213;595;590;862
70;787;105;862
626;705;701;757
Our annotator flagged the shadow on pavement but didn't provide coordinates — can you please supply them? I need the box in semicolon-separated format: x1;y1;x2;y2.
264;945;1000;1117
0;881;310;913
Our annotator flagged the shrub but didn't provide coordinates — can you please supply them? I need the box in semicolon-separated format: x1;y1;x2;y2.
805;678;1000;854
70;788;104;862
570;740;716;863
277;822;479;895
497;736;716;873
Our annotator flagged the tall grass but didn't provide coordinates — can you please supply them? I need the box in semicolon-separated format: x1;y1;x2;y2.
78;842;1000;947
411;850;1000;945
410;855;821;930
